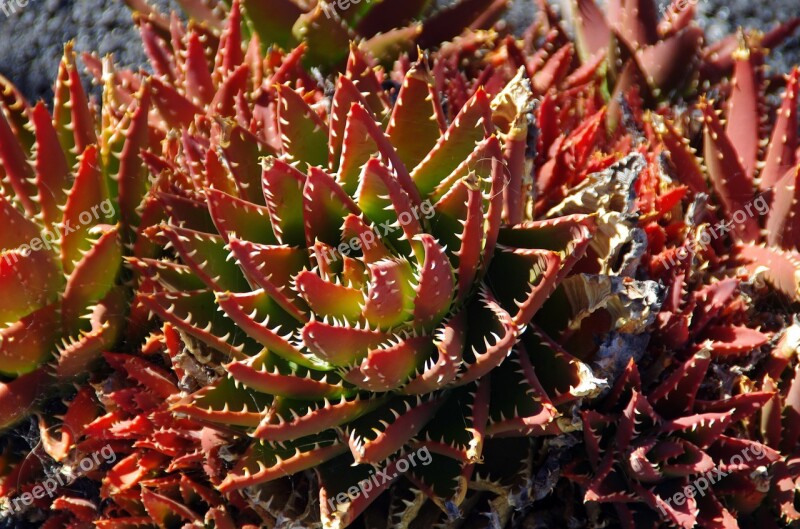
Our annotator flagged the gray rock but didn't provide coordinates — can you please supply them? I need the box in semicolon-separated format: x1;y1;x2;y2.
692;0;800;75
0;0;178;104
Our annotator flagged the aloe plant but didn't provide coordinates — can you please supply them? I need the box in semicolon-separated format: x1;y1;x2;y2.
114;10;619;522
0;42;159;432
126;0;510;70
2;0;800;528
568;354;779;528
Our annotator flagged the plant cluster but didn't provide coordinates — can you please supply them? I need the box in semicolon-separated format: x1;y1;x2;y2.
1;0;800;528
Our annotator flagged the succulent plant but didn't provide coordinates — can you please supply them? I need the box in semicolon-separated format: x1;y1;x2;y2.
1;1;662;525
0;41;159;432
114;8;624;523
2;0;800;528
557;29;800;528
567;354;779;528
126;0;510;71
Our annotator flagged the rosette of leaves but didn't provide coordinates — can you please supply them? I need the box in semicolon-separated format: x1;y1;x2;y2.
100;7;625;525
566;355;780;528
510;0;797;134
561;33;800;528
126;0;509;70
0;43;155;432
569;0;799;97
646;34;800;318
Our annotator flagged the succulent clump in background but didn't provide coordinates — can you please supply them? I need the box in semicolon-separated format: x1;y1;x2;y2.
0;0;799;528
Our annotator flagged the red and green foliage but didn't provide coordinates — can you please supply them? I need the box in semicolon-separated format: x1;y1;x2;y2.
0;41;160;430
1;0;800;528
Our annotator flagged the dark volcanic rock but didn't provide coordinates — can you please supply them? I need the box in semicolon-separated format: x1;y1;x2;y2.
693;0;800;75
0;0;178;103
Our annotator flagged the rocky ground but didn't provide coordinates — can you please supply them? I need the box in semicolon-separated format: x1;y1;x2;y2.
0;0;177;103
0;0;797;103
